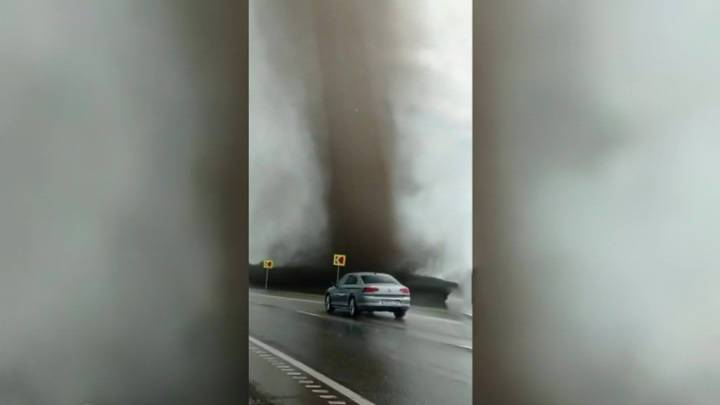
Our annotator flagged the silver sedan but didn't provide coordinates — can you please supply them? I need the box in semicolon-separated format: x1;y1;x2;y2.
325;272;411;318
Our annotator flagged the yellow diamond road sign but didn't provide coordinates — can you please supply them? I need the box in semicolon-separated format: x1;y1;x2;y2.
263;259;273;269
333;254;346;267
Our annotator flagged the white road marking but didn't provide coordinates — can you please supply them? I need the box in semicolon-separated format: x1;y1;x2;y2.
291;376;306;379
328;401;347;405
299;380;314;384
312;389;329;393
286;372;301;376
297;310;323;318
250;336;374;405
320;395;338;399
251;292;321;305
306;385;321;388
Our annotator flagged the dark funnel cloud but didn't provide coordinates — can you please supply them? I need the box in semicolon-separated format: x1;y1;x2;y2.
251;0;439;271
309;0;402;268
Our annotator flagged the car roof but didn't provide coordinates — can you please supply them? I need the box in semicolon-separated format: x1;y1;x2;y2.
346;272;392;276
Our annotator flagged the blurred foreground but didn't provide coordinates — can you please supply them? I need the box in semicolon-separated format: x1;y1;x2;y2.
474;1;720;403
0;2;246;403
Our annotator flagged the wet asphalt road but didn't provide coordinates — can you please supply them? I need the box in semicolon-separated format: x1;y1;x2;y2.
249;289;472;405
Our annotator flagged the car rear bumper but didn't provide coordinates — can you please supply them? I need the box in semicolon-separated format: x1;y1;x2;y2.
357;295;410;311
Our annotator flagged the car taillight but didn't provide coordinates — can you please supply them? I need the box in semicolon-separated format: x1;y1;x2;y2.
362;287;379;293
400;287;410;295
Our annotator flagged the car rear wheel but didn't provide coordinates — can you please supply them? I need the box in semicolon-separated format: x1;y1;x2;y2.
348;297;359;318
325;294;334;313
393;309;407;319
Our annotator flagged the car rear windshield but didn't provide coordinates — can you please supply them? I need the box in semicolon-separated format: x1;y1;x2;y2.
361;275;398;284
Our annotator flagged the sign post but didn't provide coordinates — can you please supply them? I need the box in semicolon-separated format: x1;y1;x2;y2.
262;259;273;289
332;254;346;284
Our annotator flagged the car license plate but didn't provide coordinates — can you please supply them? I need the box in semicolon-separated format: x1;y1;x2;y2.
382;300;398;305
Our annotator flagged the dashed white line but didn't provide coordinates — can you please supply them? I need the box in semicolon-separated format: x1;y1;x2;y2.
254;344;346;403
250;336;375;405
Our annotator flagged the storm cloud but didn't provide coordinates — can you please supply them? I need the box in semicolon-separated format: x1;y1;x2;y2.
250;0;472;283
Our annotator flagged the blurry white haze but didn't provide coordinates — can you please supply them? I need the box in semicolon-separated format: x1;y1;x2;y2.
475;1;720;404
0;2;245;404
249;0;473;307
